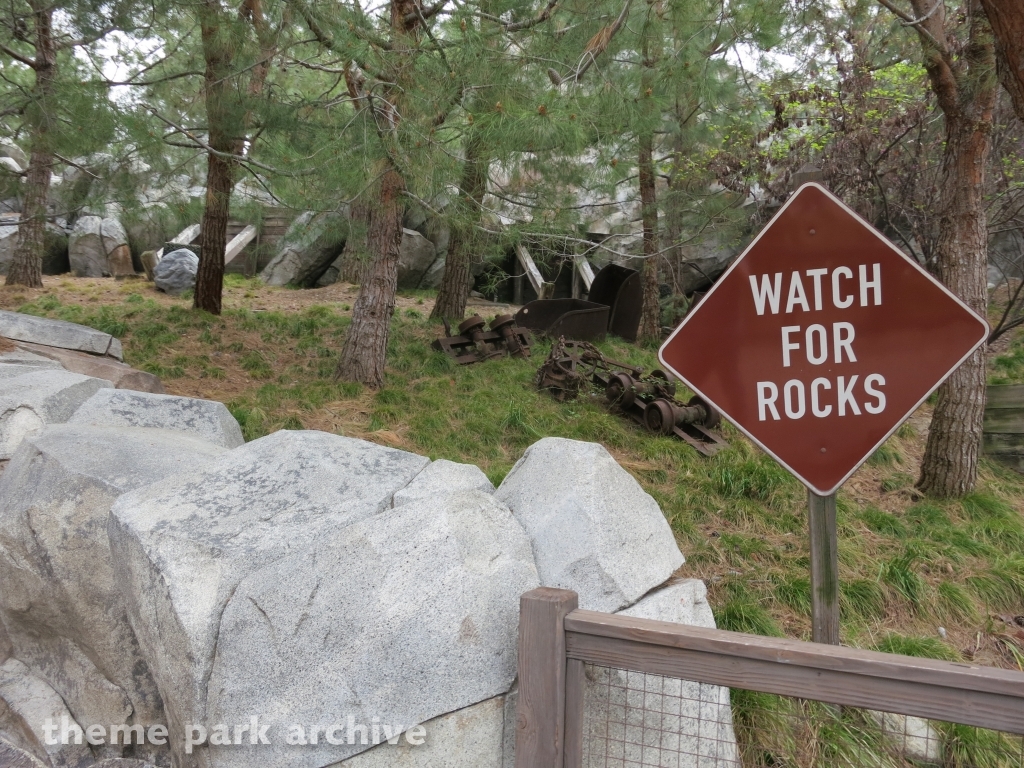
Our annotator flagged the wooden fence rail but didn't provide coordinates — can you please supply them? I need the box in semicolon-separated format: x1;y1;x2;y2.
514;587;1024;768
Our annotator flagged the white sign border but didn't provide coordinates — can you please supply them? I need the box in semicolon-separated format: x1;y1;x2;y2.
657;182;989;496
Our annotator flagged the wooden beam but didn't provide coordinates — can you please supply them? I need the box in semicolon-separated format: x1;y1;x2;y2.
515;244;554;299
154;224;201;261
573;254;595;291
564;610;1024;734
808;490;839;644
224;224;257;265
515;588;578;768
563;658;585;768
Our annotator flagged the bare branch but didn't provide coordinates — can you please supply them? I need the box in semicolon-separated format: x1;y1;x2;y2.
0;41;35;67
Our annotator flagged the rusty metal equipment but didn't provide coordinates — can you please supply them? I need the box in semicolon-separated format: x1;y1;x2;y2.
514;263;644;343
432;314;532;365
536;338;727;456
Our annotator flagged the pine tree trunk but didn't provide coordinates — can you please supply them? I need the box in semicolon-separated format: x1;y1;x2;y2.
918;116;994;496
917;12;997;496
431;132;486;322
195;151;232;314
638;131;661;343
335;164;406;387
979;0;1024;121
6;3;55;289
339;201;373;284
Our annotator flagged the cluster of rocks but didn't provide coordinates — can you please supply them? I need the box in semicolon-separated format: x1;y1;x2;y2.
0;310;736;768
259;205;448;291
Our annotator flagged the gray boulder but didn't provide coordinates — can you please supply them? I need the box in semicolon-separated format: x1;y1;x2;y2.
335;695;506;767
203;489;537;768
392;459;493;507
0;223;67;277
0;369;112;459
108;431;430;767
0;425;226;742
494;437;684;612
69;390;243;448
0;156;21;177
260;210;348;287
69;215;134;277
0;142;28;170
677;236;740;295
0;658;94;768
153;248;198;296
10;342;163;394
397;228;439;289
419;255;446;289
0;738;48;768
580;580;739;768
0;310;123;360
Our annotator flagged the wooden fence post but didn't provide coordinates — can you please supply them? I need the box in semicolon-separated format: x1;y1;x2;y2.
515;587;578;768
808;489;840;644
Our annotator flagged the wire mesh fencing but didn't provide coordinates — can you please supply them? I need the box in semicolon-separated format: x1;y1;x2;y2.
580;663;1024;768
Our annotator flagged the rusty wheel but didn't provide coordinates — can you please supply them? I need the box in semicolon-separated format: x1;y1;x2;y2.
687;395;721;429
458;315;486;335
644;398;677;435
606;372;637;407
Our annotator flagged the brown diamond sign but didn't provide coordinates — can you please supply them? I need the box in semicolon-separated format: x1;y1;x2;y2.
659;183;988;495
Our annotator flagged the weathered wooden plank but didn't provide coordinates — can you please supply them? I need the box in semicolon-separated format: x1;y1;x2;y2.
155;224;201;260
224;225;257;265
564;610;1024;734
985;384;1024;409
564;659;585;768
515;588;577;768
983;432;1024;454
983;409;1024;434
807;490;839;645
514;244;555;299
573;255;595;291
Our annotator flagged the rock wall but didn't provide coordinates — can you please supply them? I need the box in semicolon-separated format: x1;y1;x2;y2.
0;340;733;768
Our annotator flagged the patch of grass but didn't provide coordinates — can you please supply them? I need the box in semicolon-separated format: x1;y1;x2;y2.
873;633;961;661
867;442;902;467
859;507;908;537
880;550;925;610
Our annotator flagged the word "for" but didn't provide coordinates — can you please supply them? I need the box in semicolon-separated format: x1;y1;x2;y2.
750;264;882;316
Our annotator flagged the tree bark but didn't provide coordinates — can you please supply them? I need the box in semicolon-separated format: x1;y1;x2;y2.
6;2;55;289
335;164;406;387
916;2;997;497
636;25;661;344
431;131;487;321
339;201;373;284
979;0;1024;122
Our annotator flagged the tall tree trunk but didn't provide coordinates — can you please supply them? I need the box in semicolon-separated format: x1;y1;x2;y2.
431;131;487;321
335;164;406;387
979;0;1024;122
6;2;55;288
339;201;373;284
636;25;661;343
916;3;997;497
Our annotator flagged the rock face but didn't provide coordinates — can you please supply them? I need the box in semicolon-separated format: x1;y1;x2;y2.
0;310;124;360
580;580;740;768
0;425;227;751
153;248;198;296
10;342;163;394
336;695;507;768
0;224;68;277
392;459;493;507
68;216;133;277
0;369;111;459
204;489;537;768
108;431;431;767
260;211;348;287
69;389;243;448
494;437;684;612
0;658;94;768
397;228;439;290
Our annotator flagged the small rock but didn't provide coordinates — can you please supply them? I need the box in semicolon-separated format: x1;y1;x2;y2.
140;250;158;281
69;389;243;448
868;711;942;763
153;248;198;296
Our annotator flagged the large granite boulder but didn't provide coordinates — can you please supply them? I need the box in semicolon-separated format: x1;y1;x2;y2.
108;431;430;767
392;459;493;507
260;211;348;287
69;390;242;448
10;342;163;394
203;489;537;768
0;425;227;750
0;310;124;360
153;248;197;296
0;658;94;768
494;437;684;612
69;216;133;278
580;580;740;768
0;369;111;459
396;229;439;290
0;141;28;170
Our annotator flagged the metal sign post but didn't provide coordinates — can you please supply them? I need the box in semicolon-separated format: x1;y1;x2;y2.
658;176;988;646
